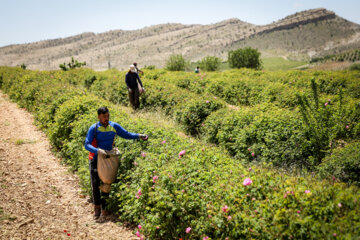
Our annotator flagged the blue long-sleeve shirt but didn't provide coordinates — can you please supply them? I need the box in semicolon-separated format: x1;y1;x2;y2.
84;121;139;160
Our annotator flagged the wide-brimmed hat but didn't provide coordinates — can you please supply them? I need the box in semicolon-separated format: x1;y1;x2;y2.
129;64;136;72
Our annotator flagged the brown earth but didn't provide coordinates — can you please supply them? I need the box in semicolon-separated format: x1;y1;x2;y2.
0;91;136;240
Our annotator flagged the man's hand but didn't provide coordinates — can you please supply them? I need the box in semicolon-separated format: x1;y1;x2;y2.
139;134;148;141
98;148;107;157
128;88;133;93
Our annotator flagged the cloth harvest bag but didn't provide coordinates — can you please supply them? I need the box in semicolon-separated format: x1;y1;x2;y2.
97;147;121;193
137;80;144;95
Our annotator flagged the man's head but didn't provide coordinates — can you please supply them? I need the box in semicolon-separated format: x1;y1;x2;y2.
133;62;137;66
97;107;109;126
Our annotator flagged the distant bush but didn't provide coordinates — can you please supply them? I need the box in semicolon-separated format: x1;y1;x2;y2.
20;64;27;70
228;47;262;70
199;56;221;71
84;75;97;89
317;141;360;186
166;54;187;71
349;63;360;71
175;98;225;135
143;65;156;70
59;57;86;71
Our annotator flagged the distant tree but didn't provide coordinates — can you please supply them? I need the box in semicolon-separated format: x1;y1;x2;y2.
59;57;86;71
199;56;221;71
20;64;27;70
166;54;187;71
143;65;156;70
228;47;262;70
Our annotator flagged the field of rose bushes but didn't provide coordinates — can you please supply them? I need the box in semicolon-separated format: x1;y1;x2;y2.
0;66;359;239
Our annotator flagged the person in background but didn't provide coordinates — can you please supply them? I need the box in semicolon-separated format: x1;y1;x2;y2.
84;107;148;220
194;66;200;73
125;65;145;110
133;62;144;75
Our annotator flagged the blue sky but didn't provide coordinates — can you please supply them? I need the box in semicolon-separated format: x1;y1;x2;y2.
0;0;359;47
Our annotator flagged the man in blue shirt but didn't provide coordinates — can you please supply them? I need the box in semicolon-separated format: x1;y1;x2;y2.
85;107;148;219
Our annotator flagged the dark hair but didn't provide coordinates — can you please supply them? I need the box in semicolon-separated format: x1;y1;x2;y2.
133;62;137;66
97;107;109;115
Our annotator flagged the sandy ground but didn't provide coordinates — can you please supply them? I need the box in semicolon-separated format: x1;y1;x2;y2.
0;91;136;240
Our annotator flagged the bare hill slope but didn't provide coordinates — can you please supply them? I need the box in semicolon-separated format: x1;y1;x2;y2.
0;8;359;70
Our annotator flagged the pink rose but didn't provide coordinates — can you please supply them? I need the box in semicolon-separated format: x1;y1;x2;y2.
178;150;186;158
136;231;141;237
338;203;342;208
222;205;229;212
305;190;310;194
227;215;232;220
141;152;146;158
186;227;191;233
153;176;158;183
243;178;253;186
137;189;142;196
138;224;142;229
161;140;166;144
251;152;255;157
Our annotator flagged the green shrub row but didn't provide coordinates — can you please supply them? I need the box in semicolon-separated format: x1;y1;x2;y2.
33;67;360;182
1;67;360;239
150;69;360;103
78;68;360;177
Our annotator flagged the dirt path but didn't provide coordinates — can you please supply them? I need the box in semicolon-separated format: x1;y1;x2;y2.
0;92;136;240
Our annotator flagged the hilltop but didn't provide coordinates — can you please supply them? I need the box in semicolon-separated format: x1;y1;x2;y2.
0;8;359;70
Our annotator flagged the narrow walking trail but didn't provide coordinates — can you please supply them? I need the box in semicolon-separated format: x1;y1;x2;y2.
0;92;135;240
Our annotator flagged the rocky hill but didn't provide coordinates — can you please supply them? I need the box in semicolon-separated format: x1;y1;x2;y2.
0;8;359;70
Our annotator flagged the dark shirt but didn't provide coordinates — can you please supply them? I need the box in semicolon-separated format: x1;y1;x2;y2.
125;72;143;90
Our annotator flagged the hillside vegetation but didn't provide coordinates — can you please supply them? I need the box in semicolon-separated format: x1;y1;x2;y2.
0;66;359;239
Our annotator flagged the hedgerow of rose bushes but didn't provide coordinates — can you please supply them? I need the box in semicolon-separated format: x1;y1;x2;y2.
149;69;360;106
3;67;359;183
1;67;360;239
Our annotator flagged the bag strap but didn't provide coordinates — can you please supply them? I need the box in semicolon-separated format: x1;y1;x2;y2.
94;122;98;146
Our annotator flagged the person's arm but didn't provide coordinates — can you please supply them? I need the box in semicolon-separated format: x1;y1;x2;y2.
136;73;144;88
137;68;144;74
113;122;139;140
84;124;98;154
